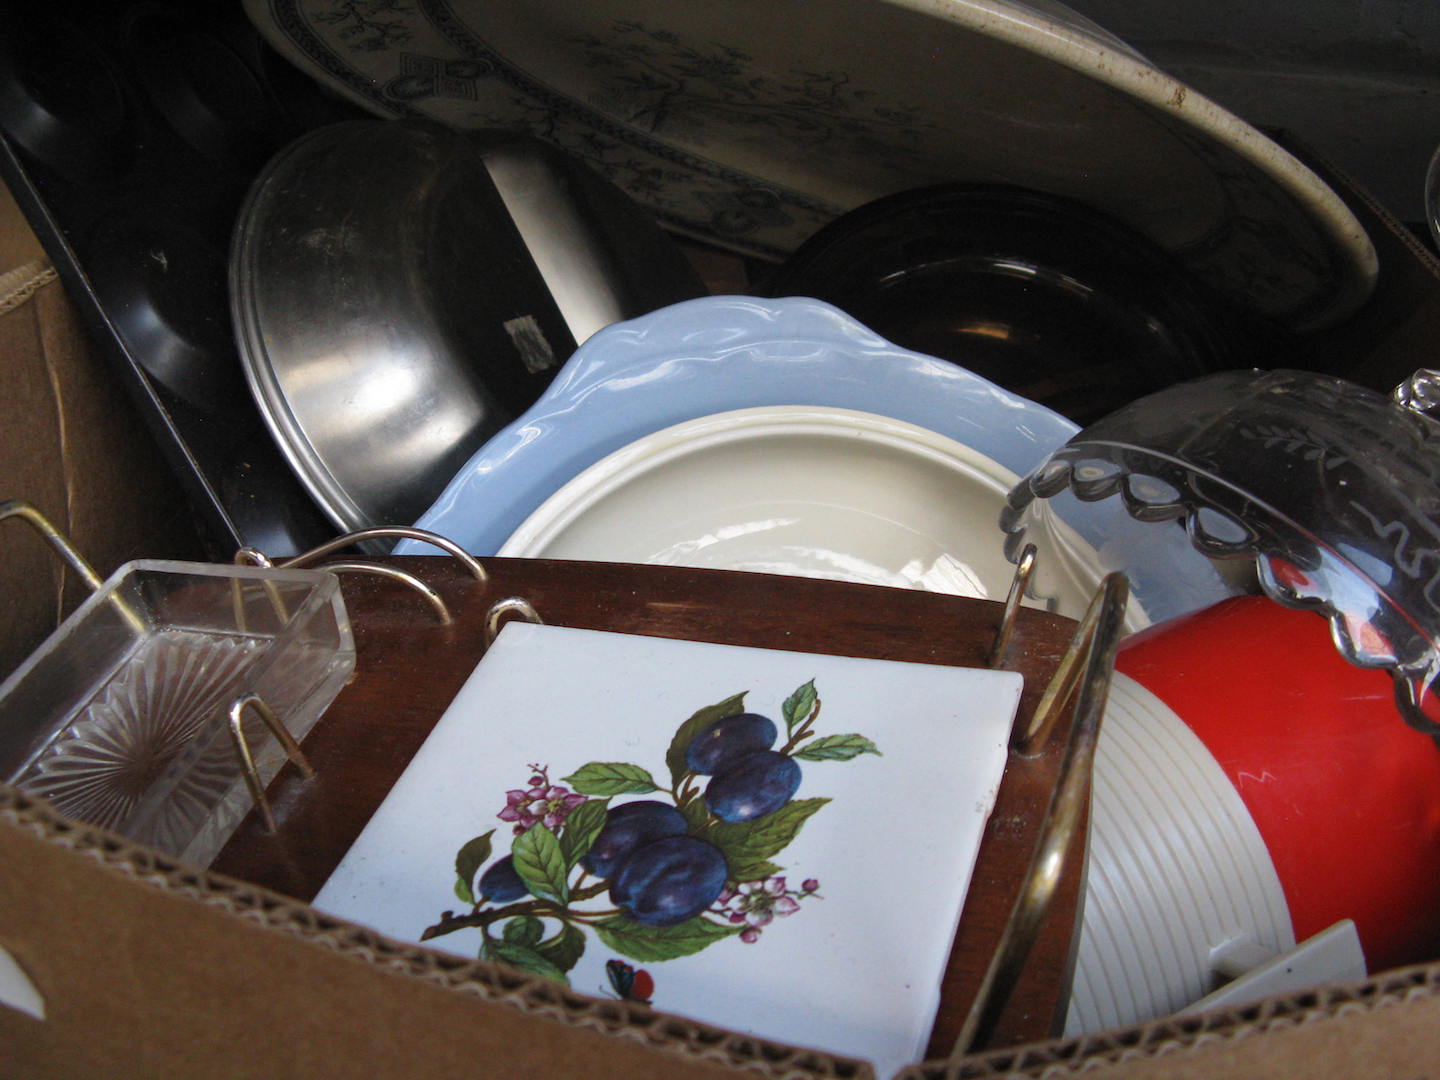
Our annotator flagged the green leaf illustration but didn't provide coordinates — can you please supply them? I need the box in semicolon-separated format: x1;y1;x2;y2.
666;691;747;786
726;857;784;883
511;824;570;904
484;939;569;984
708;797;830;871
453;830;495;905
503;916;544;948
560;798;610;867
563;762;658;796
594;914;741;962
781;679;818;735
792;734;882;762
535;921;587;973
678;795;710;834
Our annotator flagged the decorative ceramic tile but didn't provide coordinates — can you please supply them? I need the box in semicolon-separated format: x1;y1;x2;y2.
314;622;1022;1074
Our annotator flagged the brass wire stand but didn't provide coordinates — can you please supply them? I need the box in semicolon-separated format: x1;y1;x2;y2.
1;498;146;632
2;500;479;833
457;539;1130;1059
9;495;1125;1055
952;560;1130;1057
237;524;489;627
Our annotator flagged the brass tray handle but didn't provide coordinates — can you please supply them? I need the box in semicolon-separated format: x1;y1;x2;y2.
228;693;317;833
0;499;145;632
988;542;1037;669
237;525;488;626
278;526;487;581
953;570;1130;1058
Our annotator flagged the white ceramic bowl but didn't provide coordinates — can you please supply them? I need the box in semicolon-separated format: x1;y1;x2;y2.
500;405;1133;625
1065;671;1294;1034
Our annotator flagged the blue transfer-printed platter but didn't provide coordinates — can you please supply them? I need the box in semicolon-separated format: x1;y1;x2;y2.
244;0;1374;330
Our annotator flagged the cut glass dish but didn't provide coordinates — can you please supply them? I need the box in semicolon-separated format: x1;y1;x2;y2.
0;560;355;864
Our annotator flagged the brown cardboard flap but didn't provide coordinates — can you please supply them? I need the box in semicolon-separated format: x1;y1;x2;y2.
0;178;202;683
10;779;1440;1080
898;967;1440;1079
0;785;867;1080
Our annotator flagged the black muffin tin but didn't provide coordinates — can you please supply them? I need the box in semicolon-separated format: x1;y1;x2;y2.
0;0;369;557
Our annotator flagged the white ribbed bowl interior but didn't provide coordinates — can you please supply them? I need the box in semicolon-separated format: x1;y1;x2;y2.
1066;672;1294;1034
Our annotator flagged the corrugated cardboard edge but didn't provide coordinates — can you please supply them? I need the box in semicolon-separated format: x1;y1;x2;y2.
0;782;873;1080
0;257;56;314
897;966;1440;1078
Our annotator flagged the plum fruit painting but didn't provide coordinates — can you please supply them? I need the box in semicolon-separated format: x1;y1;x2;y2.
419;680;877;980
313;622;1022;1076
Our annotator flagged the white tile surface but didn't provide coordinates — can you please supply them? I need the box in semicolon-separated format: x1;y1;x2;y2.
315;622;1022;1077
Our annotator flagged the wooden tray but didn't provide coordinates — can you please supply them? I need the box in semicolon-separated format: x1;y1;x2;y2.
210;555;1088;1057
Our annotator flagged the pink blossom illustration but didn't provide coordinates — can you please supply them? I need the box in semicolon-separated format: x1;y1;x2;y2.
497;764;587;835
428;680;877;988
719;876;821;943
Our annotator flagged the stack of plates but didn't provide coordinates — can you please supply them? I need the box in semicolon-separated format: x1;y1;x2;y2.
399;296;1230;626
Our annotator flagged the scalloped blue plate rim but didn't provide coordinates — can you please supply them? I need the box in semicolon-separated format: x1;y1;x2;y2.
398;296;1080;557
400;295;1234;624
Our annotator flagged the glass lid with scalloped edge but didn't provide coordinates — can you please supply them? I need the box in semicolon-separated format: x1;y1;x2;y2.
1002;368;1440;740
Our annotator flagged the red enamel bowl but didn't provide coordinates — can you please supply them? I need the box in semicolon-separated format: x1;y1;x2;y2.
1116;594;1440;974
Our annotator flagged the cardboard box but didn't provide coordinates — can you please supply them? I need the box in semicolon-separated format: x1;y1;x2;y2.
6;775;1440;1079
4;144;1440;1078
0;182;203;683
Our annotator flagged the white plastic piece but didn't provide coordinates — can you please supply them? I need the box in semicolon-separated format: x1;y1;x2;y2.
1064;673;1295;1035
0;943;44;1020
1185;921;1367;1014
1210;934;1283;982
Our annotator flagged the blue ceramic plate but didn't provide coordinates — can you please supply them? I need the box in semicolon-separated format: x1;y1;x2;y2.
401;296;1071;549
399;296;1230;623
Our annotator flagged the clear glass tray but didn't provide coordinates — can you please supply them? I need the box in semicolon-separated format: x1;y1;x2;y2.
0;559;355;865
